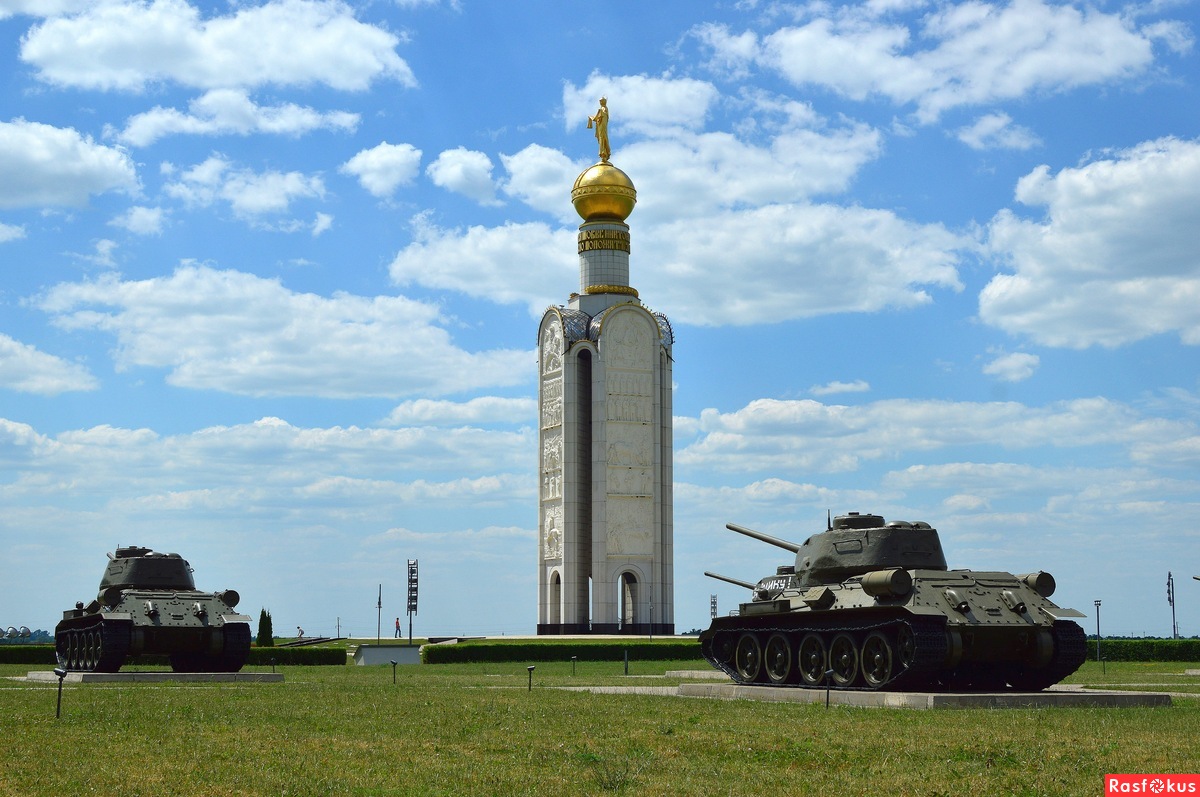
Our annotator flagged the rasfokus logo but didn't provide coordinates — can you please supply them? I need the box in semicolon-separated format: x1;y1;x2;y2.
1107;775;1200;794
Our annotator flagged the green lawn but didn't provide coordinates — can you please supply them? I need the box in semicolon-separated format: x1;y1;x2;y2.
2;659;1197;796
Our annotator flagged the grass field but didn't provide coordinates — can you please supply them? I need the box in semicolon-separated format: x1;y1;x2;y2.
2;659;1197;796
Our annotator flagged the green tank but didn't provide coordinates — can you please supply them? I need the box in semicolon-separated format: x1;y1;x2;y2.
55;545;252;673
700;513;1087;691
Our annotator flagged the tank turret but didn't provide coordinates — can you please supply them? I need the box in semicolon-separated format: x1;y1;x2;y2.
700;512;1086;691
55;546;251;673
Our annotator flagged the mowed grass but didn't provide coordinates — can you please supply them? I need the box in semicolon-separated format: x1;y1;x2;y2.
1;659;1197;796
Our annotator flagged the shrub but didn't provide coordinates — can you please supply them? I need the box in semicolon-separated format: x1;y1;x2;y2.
421;639;701;664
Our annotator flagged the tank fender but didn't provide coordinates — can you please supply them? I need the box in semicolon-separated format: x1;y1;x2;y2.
220;614;252;625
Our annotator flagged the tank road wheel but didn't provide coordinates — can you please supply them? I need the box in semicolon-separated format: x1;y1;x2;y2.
734;633;763;683
896;623;917;671
861;632;894;689
763;633;794;685
829;633;859;688
798;633;827;686
711;632;736;665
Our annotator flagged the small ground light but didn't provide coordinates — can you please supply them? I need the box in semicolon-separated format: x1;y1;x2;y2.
390;660;397;684
571;655;577;677
825;669;835;709
54;667;67;719
527;665;535;691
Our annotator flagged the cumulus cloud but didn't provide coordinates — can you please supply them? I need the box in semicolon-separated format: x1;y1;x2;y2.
500;143;585;221
113;89;359;146
109;206;165;235
678;396;1186;474
0;119;137;209
383;396;537;427
426;147;501;206
982;351;1039;382
0;221;25;241
562;71;721;137
696;0;1175;123
390;215;576;314
340;142;422;198
20;0;416;92
37;265;534;398
982;137;1200;348
164;155;325;218
956;113;1041;151
810;380;870;396
0;333;98;395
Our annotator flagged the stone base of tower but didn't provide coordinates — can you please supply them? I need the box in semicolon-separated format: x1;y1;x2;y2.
538;623;675;636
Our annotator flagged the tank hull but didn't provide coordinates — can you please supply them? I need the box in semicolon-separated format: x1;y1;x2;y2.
701;565;1087;691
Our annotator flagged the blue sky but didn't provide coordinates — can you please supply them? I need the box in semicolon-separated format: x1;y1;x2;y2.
1;0;1198;640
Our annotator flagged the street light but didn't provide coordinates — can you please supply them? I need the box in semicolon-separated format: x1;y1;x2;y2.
1094;600;1102;663
53;667;67;719
526;665;535;692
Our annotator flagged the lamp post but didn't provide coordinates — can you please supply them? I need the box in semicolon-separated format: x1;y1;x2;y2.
54;667;67;719
390;660;397;685
1094;600;1102;663
526;665;535;692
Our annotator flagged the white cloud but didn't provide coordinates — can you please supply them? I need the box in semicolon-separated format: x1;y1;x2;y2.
810;380;870;396
982;136;1200;348
500;143;586;221
384;396;537;427
982;351;1039;382
426;147;501;206
679;396;1187;474
0;332;98;395
700;0;1171;123
312;212;333;237
340;141;422;198
114;89;359;146
0;221;25;241
21;0;416;92
0;119;137;209
390;215;576;314
37;265;534;398
109;206;165;235
164;155;325;218
563;71;721;139
0;0;93;18
957;112;1041;151
390;202;965;323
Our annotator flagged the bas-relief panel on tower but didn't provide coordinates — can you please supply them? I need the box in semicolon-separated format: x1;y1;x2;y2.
539;318;564;564
607;497;654;556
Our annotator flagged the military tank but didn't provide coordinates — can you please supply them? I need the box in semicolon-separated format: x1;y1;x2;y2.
55;545;252;673
700;512;1087;691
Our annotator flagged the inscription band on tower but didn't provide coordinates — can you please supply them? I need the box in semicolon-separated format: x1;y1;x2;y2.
578;228;631;254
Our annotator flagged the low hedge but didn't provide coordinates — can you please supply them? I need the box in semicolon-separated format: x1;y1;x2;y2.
0;645;56;665
1090;638;1200;662
421;639;701;664
0;644;346;666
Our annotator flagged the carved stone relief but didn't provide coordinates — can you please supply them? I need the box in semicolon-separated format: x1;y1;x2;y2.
542;504;563;561
607;466;652;497
601;310;654;371
605;422;652;468
540;376;563;429
541;322;563;375
606;497;653;556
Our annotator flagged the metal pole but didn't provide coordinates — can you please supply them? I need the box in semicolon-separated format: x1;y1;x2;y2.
376;583;382;644
1168;572;1178;639
1094;600;1102;662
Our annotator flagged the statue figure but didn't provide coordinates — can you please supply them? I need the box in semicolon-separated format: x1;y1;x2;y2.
587;97;610;162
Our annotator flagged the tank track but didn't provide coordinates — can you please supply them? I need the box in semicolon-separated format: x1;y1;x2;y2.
701;616;1087;692
55;617;131;673
700;614;948;691
169;622;251;673
1003;620;1087;691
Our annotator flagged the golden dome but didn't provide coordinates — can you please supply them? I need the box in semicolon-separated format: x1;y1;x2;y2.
571;161;637;222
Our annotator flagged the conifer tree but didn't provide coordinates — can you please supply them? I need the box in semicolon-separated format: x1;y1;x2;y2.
256;607;274;647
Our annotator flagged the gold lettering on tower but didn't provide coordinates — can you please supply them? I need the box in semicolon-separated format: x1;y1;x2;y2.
577;228;631;254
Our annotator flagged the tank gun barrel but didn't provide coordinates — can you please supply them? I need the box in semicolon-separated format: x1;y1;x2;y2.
704;571;757;591
726;522;801;553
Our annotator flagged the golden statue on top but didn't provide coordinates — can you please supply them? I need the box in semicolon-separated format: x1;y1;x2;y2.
587;97;610;162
